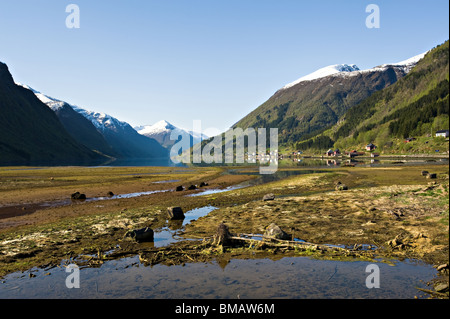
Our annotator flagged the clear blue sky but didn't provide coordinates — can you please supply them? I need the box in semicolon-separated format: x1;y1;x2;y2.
1;0;448;132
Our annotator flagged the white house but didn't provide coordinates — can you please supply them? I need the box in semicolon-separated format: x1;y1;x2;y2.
435;130;449;138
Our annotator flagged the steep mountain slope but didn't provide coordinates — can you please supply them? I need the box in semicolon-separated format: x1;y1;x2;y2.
329;41;449;153
0;62;104;164
136;120;207;149
294;41;449;154
23;87;168;159
71;107;169;159
17;84;117;158
233;53;426;146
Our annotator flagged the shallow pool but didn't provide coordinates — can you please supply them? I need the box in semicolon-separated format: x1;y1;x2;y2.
0;255;436;299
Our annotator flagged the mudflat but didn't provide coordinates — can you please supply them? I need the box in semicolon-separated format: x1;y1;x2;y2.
0;164;448;298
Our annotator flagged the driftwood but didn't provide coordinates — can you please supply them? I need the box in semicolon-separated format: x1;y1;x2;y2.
230;233;352;253
210;223;374;258
213;223;233;246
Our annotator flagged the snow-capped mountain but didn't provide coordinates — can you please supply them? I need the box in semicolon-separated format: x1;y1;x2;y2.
280;51;428;90
17;83;67;110
135;120;177;136
235;50;431;146
1;61;105;164
281;64;361;90
136;120;208;148
17;84;168;159
16;84;129;132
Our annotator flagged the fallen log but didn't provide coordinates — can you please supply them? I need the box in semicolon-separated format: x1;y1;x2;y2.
230;233;353;253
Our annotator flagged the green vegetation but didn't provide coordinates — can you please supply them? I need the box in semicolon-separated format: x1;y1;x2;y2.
233;58;403;146
294;41;449;155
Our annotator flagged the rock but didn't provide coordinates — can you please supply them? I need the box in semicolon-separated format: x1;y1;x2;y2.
264;223;290;240
175;185;184;192
421;170;429;176
125;227;154;242
426;173;437;179
263;193;275;201
199;182;209;187
434;283;449;293
167;207;185;220
188;185;198;190
71;192;86;200
335;184;348;191
213;223;233;246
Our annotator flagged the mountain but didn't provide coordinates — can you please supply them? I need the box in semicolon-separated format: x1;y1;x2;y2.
233;51;428;147
0;62;105;165
280;64;361;90
136;120;208;149
17;84;117;158
21;86;168;159
324;41;449;154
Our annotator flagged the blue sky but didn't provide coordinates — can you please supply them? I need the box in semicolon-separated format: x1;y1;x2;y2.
0;0;448;132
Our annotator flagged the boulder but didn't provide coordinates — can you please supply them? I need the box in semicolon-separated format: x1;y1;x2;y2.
71;192;86;200
421;170;429;176
335;184;348;191
125;227;154;242
263;193;275;201
167;207;185;220
426;173;437;179
264;223;290;240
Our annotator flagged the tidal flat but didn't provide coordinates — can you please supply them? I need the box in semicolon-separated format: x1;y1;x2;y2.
0;163;448;298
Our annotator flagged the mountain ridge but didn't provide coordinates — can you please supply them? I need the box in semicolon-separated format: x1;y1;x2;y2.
136;120;208;149
294;41;449;154
18;84;168;159
0;62;106;164
233;51;424;146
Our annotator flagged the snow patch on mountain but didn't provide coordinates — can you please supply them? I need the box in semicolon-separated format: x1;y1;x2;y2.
16;83;130;131
135;120;177;135
281;64;360;90
281;51;428;90
16;83;66;110
136;120;208;146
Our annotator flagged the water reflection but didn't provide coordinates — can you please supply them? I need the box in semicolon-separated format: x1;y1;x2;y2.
0;256;437;299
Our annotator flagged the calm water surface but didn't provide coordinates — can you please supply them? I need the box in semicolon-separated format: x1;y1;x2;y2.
0;256;436;299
